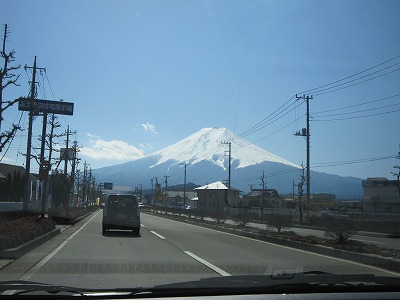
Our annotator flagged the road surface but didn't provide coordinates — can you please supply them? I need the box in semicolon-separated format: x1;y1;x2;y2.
0;211;398;290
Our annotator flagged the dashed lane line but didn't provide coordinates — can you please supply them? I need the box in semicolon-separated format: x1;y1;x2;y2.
150;231;166;239
183;251;230;276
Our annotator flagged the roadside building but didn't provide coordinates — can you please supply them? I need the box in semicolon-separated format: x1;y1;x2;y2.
0;163;38;202
165;190;197;208
243;189;283;208
194;181;241;212
308;193;336;211
362;177;400;212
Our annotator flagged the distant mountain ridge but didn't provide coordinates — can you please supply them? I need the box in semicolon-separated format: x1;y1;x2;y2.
93;127;363;198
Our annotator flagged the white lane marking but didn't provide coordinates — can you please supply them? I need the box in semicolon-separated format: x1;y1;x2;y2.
2;212;101;296
21;211;100;281
184;251;230;276
150;231;166;239
141;224;145;227
146;214;400;277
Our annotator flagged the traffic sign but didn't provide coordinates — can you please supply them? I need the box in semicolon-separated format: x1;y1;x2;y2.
103;182;113;190
18;98;74;115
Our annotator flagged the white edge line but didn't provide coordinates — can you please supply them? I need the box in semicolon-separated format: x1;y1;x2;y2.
2;211;101;296
150;231;166;239
184;251;230;277
20;211;101;281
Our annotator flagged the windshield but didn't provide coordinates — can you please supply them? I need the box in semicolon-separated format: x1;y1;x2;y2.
0;0;400;297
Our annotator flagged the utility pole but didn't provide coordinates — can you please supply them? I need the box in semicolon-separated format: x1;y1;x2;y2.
181;163;187;208
150;178;154;205
24;57;44;209
63;125;76;175
294;94;312;216
39;111;48;217
164;175;169;207
221;141;232;190
70;140;79;205
297;163;306;225
153;176;158;205
23;56;36;210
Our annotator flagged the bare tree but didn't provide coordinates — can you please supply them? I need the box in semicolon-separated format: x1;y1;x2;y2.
259;169;267;190
324;216;358;244
0;24;21;153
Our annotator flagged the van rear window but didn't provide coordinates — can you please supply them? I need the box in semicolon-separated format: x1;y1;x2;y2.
107;195;138;209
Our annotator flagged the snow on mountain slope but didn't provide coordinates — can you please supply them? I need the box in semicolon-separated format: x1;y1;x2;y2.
147;127;299;170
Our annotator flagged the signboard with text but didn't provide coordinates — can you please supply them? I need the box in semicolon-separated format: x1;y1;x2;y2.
18;98;74;115
60;148;75;161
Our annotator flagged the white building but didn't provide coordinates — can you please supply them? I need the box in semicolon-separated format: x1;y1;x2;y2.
362;177;400;212
194;181;241;212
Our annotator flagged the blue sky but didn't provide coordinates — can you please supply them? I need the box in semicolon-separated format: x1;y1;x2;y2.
1;0;399;180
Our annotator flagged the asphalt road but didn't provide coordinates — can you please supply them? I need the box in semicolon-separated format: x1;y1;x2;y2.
0;211;399;291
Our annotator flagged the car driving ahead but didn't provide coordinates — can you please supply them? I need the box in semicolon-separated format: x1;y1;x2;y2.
101;194;141;235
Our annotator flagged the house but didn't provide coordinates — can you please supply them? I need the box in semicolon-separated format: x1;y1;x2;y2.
194;181;241;212
164;190;197;208
243;189;283;208
362;177;400;213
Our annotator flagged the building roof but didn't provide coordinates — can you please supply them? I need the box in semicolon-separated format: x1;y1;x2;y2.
245;189;280;198
0;163;37;181
194;181;241;192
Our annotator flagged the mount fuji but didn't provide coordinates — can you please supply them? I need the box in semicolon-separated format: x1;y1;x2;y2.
93;127;363;198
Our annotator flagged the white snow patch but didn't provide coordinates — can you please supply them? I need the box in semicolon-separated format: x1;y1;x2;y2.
147;127;299;169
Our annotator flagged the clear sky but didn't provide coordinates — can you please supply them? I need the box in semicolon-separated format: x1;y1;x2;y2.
1;0;399;180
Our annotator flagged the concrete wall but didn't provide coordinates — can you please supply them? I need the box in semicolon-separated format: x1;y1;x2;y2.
0;202;23;212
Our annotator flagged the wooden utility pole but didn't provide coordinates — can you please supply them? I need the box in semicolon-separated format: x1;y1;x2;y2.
24;56;37;209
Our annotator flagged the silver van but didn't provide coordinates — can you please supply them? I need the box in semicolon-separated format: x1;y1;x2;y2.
101;194;140;235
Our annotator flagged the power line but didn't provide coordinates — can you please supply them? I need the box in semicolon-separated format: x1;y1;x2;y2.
238;95;297;138
313;107;400;122
313;102;400;118
313;67;400;96
300;56;400;95
313;93;400;115
312;155;397;168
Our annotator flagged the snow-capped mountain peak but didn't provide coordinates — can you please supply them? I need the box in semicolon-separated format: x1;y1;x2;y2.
148;127;299;169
